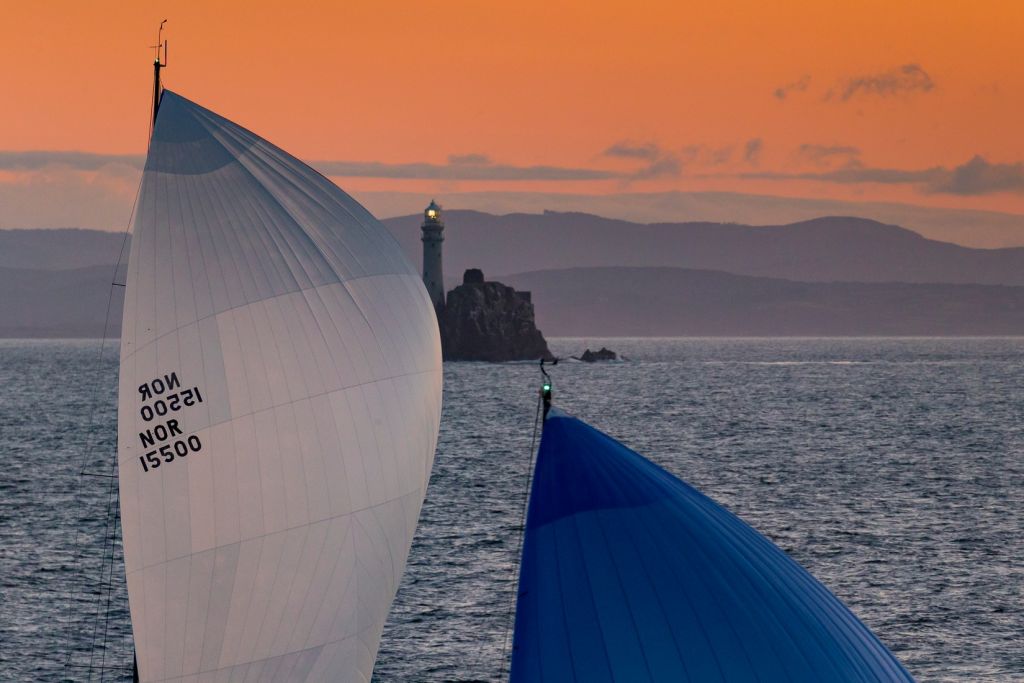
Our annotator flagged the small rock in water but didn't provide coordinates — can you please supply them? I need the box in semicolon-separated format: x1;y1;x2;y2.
577;347;617;362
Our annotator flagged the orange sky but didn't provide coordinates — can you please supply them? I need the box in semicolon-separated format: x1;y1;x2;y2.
2;0;1023;223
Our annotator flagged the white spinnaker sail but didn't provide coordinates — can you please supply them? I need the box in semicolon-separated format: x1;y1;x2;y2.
117;90;442;682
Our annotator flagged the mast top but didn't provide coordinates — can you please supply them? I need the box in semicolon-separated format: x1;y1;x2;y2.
150;20;168;129
152;19;168;66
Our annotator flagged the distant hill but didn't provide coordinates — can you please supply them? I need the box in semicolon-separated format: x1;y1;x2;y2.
0;229;127;270
0;265;123;338
505;267;1024;337
5;261;1024;338
9;212;1024;338
13;214;1024;286
382;211;1024;286
358;189;1024;249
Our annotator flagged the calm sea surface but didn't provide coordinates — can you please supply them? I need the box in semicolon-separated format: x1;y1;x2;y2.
1;338;1022;682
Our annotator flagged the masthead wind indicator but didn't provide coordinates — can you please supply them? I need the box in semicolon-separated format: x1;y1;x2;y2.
150;20;167;128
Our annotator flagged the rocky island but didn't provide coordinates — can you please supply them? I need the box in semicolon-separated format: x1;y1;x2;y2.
575;347;618;362
417;201;553;362
440;269;553;361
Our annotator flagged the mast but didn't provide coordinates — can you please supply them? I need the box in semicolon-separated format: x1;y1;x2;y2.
133;23;167;681
150;20;167;129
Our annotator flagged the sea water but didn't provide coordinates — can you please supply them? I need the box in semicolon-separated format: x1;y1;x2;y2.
1;338;1021;682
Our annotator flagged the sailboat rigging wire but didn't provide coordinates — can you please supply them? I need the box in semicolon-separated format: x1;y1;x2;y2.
497;385;543;681
61;155;142;681
88;446;121;678
97;479;124;675
65;43;161;680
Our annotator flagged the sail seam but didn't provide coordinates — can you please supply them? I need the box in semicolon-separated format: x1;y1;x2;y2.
208;127;421;378
191;104;392;278
156;623;381;682
273;507;335;663
124;487;426;577
587;512;657;681
675;497;844;678
689;494;884;678
174;168;220;681
302;521;358;663
187;102;394;337
618;505;716;679
120;273;419;364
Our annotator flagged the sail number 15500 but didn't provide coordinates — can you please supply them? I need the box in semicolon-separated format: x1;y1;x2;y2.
139;435;203;472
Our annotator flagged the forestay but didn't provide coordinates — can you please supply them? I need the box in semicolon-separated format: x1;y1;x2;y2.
511;409;915;682
117;90;442;682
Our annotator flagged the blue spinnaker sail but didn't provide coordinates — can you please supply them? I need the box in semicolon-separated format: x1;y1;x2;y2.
510;409;914;682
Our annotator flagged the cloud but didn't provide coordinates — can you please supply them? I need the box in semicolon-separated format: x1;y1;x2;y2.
314;159;617;181
321;142;687;180
736;154;1024;196
680;144;737;166
739;165;945;186
744;138;763;165
0;165;139;230
603;142;661;161
0;144;697;184
708;146;733;165
675;144;733;167
0;148;617;182
630;155;682;180
447;153;491;165
834;64;935;102
602;141;682;179
930;155;1024;195
0;150;145;171
678;145;702;164
5;145;699;194
0;151;144;229
797;144;861;167
773;75;810;100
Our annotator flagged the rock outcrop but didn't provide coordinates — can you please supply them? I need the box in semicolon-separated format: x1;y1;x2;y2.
440;269;553;361
576;347;618;362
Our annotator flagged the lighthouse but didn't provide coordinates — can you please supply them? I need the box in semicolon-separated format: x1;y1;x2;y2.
421;199;445;311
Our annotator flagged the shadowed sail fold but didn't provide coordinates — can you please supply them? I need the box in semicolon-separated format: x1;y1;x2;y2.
511;409;914;682
117;90;442;682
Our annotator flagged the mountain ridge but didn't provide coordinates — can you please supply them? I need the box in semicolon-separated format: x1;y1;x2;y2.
6;261;1024;338
504;266;1024;337
10;212;1024;285
354;189;1024;249
0;228;128;270
380;212;1024;286
8;211;1024;337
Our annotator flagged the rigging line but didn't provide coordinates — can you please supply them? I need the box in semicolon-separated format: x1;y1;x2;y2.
63;68;145;673
61;154;142;680
84;293;129;679
87;308;131;678
98;485;123;677
86;480;117;680
497;388;542;682
89;448;122;677
64;663;134;671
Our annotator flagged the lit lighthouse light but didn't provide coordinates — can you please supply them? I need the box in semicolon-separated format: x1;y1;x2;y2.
421;199;446;311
